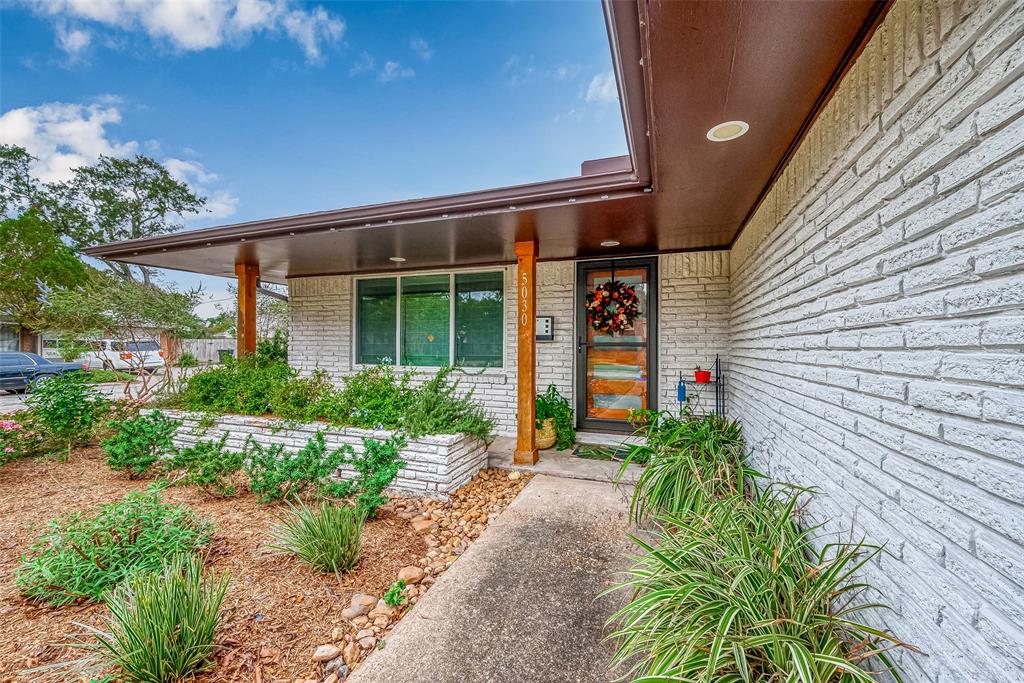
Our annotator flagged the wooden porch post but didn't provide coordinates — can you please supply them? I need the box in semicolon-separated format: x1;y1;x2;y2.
514;240;539;465
235;263;258;357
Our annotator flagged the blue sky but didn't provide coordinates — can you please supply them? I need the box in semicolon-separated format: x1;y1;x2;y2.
0;0;625;315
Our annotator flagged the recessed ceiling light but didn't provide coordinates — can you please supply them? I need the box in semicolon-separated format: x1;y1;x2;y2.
601;240;620;247
390;256;406;263
706;120;749;142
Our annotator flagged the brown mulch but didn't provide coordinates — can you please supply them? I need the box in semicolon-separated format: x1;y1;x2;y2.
0;447;528;682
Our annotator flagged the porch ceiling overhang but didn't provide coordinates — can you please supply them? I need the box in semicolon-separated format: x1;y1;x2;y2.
84;0;889;285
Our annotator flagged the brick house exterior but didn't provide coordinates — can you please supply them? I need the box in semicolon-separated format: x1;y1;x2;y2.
283;3;1024;677
88;1;1024;679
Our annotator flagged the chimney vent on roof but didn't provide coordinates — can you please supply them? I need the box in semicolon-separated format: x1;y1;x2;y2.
581;155;631;176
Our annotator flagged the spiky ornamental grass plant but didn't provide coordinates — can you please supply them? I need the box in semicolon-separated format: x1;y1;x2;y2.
621;410;756;524
84;555;227;683
271;500;363;573
606;485;912;683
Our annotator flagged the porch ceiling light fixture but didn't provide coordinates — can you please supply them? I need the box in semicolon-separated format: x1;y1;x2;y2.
600;240;621;247
706;120;749;142
389;256;406;263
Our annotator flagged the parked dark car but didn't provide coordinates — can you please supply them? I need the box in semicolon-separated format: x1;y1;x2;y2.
0;352;86;393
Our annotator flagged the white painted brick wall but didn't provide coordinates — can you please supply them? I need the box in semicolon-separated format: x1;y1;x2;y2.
536;260;575;401
287;260;727;434
151;410;487;496
730;1;1024;680
658;252;731;414
288;267;519;436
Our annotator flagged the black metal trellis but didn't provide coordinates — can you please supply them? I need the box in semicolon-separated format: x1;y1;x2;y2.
678;353;725;416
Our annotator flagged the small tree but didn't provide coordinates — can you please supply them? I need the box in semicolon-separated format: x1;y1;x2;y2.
41;271;205;400
220;283;288;339
0;210;87;348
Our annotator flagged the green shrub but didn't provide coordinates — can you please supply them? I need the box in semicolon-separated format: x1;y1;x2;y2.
327;434;407;518
1;413;46;464
536;384;575;450
101;411;181;477
621;409;752;524
88;555;227;683
383;579;407;607
17;488;212;605
176;352;198;368
269;369;334;420
401;366;494;442
256;330;288;362
271;501;363;573
83;369;135;384
334;364;414;428
607;484;910;682
26;372;109;460
178;347;294;416
166;435;244;496
243;432;351;503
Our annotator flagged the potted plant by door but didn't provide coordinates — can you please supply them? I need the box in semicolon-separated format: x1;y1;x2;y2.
694;364;712;383
535;385;576;450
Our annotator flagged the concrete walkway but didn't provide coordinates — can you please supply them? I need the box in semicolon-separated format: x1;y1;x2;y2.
487;436;644;486
349;475;634;683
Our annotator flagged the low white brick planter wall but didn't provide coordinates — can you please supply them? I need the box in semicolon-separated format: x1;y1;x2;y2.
146;410;488;496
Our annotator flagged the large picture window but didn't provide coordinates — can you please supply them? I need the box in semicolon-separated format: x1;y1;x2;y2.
356;271;504;368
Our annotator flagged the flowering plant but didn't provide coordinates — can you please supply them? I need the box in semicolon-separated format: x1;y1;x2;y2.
586;280;640;334
1;416;45;464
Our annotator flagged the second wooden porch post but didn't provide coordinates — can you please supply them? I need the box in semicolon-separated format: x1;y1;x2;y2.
514;240;539;465
235;263;258;357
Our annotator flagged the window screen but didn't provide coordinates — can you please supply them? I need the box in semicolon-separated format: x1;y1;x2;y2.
357;278;397;364
400;274;450;367
455;272;503;367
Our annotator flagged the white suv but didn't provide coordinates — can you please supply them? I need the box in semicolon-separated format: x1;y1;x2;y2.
82;340;166;373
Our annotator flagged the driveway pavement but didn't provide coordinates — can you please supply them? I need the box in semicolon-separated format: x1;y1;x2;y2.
349;474;635;683
0;381;147;413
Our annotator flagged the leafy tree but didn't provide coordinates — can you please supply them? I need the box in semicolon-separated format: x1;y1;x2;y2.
42;270;205;342
64;155;206;284
0;145;41;216
0;210;88;345
220;282;288;339
204;311;235;336
2;145;209;285
41;271;205;399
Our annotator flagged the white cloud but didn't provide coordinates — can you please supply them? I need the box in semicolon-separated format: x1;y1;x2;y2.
349;51;375;76
28;0;345;63
378;60;414;83
0;101;137;182
0;100;238;219
55;21;91;61
585;71;618;103
410;35;432;61
502;55;580;88
281;5;344;63
164;158;239;219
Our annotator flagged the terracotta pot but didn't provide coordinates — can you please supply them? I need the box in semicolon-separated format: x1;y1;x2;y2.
694;370;712;383
536;418;557;450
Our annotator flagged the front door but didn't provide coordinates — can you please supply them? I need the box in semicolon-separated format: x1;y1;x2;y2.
576;258;657;432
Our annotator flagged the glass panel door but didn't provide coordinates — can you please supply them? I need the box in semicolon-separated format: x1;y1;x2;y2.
576;258;657;431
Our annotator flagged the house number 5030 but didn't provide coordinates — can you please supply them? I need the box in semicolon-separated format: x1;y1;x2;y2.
520;271;530;327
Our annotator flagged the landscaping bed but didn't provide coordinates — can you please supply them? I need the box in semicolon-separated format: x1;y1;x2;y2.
0;445;530;682
154;410;488;496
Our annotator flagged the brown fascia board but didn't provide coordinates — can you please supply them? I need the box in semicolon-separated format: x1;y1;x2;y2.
85;0;653;262
84;169;649;258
